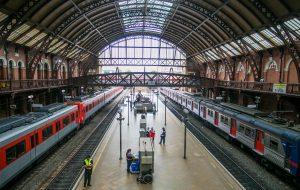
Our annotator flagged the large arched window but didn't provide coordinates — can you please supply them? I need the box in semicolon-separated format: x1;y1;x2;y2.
99;36;186;73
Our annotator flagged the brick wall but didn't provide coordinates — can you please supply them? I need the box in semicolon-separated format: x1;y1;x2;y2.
0;44;79;80
204;47;299;83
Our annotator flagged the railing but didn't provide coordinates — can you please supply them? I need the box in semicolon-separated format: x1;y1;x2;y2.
0;79;70;93
0;76;299;96
216;81;300;95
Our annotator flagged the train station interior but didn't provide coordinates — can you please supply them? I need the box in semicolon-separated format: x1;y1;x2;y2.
0;0;300;190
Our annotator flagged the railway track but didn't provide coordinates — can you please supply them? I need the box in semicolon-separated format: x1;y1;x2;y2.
160;96;265;190
42;98;122;190
5;92;126;190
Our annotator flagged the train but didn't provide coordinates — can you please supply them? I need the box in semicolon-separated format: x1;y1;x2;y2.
0;87;123;188
160;87;300;180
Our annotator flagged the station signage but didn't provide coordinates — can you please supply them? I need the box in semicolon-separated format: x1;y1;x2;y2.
272;83;287;94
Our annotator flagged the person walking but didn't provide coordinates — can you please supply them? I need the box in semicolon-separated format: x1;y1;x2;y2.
83;155;93;187
126;149;133;173
149;128;156;146
159;127;166;145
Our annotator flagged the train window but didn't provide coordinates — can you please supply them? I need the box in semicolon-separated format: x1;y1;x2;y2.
35;133;39;145
30;134;39;148
238;125;245;133
42;126;53;140
6;140;26;164
245;127;254;138
85;107;88;112
56;122;61;131
220;115;229;126
71;113;75;121
30;135;35;148
193;103;198;108
208;109;214;117
270;139;278;151
63;116;70;127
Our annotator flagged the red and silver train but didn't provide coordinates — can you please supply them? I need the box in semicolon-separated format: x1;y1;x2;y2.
0;87;123;188
161;88;300;179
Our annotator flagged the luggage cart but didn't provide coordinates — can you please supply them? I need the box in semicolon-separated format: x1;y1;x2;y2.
137;137;154;184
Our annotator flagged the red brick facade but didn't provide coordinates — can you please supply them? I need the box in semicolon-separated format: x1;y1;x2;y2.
205;48;299;83
0;44;79;80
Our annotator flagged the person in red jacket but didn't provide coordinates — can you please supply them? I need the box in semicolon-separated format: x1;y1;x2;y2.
149;128;155;146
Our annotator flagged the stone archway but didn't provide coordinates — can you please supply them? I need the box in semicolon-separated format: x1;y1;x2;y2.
264;58;279;83
37;64;43;79
17;61;24;80
8;60;15;80
218;65;226;80
0;58;5;80
235;62;246;81
44;63;49;79
285;59;298;83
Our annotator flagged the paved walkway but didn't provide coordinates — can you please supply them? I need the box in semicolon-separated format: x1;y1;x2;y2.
76;95;243;190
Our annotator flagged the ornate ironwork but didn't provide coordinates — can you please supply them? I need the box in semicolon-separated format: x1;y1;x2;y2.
98;58;186;67
27;35;53;79
72;72;215;87
0;0;42;41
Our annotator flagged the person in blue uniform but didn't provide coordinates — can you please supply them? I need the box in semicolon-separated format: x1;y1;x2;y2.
159;127;166;145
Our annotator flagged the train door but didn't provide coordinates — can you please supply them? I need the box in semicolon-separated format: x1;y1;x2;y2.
230;118;237;137
283;142;291;170
214;111;219;126
30;133;39;159
255;130;264;154
203;107;206;118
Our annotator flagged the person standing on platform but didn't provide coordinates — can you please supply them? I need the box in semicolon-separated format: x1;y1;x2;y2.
126;149;133;173
149;128;156;146
159;127;166;145
83;155;93;187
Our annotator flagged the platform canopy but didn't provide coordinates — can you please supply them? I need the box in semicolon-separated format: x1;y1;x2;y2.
0;0;299;64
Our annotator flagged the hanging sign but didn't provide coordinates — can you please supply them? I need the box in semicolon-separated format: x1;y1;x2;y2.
273;83;286;93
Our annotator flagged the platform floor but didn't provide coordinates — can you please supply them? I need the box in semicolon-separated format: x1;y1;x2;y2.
76;95;243;190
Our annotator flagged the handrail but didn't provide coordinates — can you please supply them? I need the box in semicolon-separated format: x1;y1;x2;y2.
0;77;299;96
216;80;300;95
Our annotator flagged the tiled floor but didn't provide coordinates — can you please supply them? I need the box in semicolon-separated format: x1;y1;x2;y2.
76;95;243;190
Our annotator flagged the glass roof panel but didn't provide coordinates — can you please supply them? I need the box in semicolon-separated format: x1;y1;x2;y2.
260;28;284;46
242;36;263;50
7;24;31;41
284;18;300;37
250;33;273;48
0;12;8;22
118;0;174;34
15;28;40;44
219;45;234;56
26;32;47;47
228;42;241;55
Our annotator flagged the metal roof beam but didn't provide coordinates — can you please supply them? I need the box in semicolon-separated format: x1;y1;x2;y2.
177;0;229;46
160;2;180;38
70;0;109;45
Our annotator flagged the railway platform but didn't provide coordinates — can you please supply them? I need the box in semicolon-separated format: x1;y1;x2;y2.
74;97;243;190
